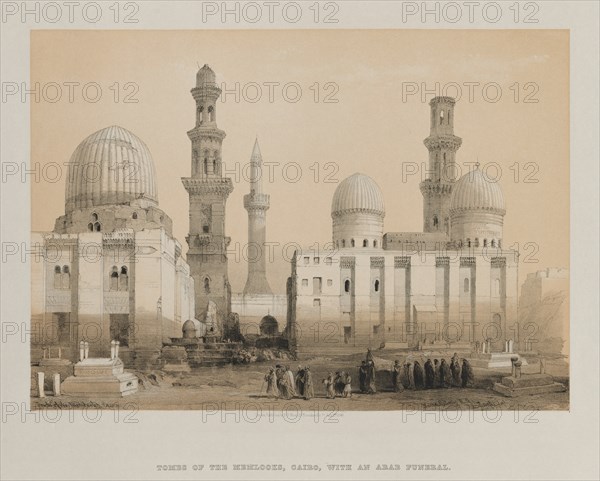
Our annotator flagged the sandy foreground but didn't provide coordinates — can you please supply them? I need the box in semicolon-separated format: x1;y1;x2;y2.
32;350;569;412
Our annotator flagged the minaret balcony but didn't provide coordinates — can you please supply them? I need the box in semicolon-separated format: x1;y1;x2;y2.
423;135;462;151
243;193;270;210
419;180;453;195
182;177;233;196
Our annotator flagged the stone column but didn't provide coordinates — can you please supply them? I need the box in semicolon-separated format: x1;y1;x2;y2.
514;360;522;378
508;339;514;353
510;356;519;377
115;341;120;359
79;341;85;362
53;373;61;396
110;340;116;360
539;357;546;374
84;341;89;359
37;372;45;398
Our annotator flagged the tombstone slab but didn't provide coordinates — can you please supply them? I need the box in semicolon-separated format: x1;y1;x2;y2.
62;358;138;398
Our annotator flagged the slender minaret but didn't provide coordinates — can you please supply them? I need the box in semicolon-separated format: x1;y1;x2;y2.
420;96;462;235
243;139;273;295
182;65;233;321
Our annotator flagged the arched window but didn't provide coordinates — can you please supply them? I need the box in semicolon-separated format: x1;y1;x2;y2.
204;158;208;174
467;238;471;247
351;239;355;247
119;266;128;290
213;158;217;173
203;224;209;233
483;239;488;247
198;105;203;123
110;267;119;291
363;239;368;247
374;280;380;292
494;278;500;296
91;213;98;222
204;277;210;294
344;279;351;293
62;265;70;289
373;240;378;248
491;239;496;248
443;152;447;161
53;266;62;289
439;109;444;125
341;239;346;248
433;215;438;228
208;105;213;121
88;223;93;231
464;278;470;293
132;212;138;219
474;237;479;247
94;222;101;232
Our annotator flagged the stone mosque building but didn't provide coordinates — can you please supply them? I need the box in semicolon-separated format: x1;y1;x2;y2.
31;125;195;367
287;97;519;351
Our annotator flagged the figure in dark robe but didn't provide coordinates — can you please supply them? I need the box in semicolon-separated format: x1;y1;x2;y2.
265;368;279;398
440;359;452;388
450;356;462;387
424;359;435;389
366;348;375;366
413;361;424;389
295;366;305;397
303;367;314;400
359;361;368;393
433;359;441;388
366;360;377;393
392;360;403;392
461;359;474;387
403;362;412;389
406;362;415;389
334;372;345;396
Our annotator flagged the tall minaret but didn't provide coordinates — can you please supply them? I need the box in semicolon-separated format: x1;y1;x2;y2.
420;96;462;235
243;139;273;295
182;65;233;321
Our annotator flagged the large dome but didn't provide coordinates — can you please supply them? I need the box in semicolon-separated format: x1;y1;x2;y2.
450;166;505;214
331;173;385;218
65;126;158;213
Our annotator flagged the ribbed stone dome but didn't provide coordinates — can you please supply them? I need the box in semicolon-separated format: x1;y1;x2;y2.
65;126;158;213
331;173;385;218
196;64;216;86
450;166;505;214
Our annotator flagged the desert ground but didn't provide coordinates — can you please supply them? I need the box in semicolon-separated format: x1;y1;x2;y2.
32;349;569;412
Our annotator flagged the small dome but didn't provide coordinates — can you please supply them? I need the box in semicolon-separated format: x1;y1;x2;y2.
450;166;505;214
182;319;196;331
196;64;216;86
65;126;158;213
331;173;385;218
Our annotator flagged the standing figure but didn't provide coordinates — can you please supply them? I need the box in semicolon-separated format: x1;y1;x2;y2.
343;374;352;398
433;359;441;388
392;360;403;392
450;355;462;387
407;362;415;390
440;358;452;388
295;365;305;397
413;361;424;389
424;359;435;389
265;368;279;398
334;372;345;396
324;373;336;399
285;366;297;397
359;361;368;393
367;360;377;394
461;359;474;387
303;366;314;400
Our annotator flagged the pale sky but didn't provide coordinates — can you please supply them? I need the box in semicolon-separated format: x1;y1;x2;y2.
31;30;569;293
